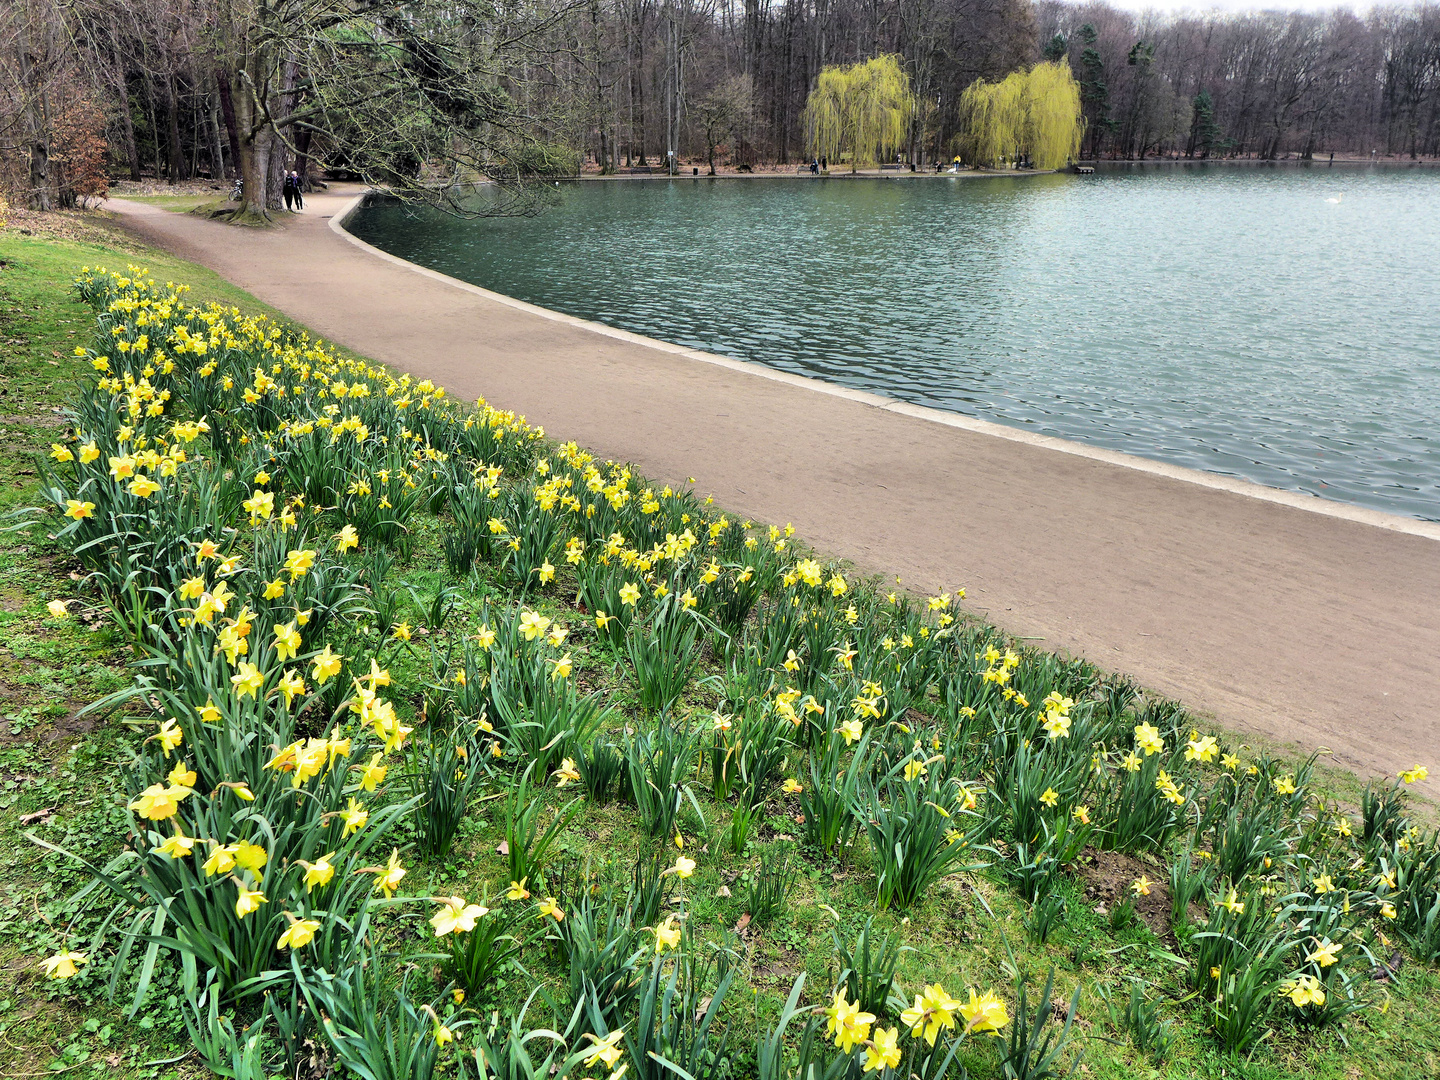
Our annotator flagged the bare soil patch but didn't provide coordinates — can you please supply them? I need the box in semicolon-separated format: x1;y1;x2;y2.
1075;847;1171;940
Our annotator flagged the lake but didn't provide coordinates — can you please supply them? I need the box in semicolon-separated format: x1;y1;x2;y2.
347;166;1440;521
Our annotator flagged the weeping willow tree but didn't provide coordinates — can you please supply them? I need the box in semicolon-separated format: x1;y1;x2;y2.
958;61;1084;170
803;55;915;171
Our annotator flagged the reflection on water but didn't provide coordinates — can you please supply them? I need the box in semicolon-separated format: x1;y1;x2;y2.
348;166;1440;520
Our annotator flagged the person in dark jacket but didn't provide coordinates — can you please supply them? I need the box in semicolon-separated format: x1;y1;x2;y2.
282;173;295;211
291;172;304;210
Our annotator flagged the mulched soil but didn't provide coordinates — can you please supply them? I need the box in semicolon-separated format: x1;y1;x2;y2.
1075;846;1173;941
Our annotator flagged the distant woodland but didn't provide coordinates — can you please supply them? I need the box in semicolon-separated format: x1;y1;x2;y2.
3;0;1438;213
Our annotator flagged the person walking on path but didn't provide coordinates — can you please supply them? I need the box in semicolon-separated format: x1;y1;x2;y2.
291;172;304;210
282;173;295;211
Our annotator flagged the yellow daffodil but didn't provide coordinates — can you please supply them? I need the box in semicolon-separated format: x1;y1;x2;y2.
156;830;196;858
375;848;405;898
301;853;336;891
654;914;681;953
900;983;960;1046
1306;939;1342;967
311;645;343;684
356;751;387;792
826;988;876;1054
42;949;87;980
1041;710;1071;739
1185;734;1219;763
431;895;489;936
202;842;238;877
340;797;369;836
1286;975;1325;1008
863;1026;901;1072
1134;722;1163;756
128;782;190;820
231;662;264;698
129;475;160;498
959;988;1010;1034
582;1030;625;1069
235;884;267;919
552;757;581;786
277;917;321;950
517;609;550;641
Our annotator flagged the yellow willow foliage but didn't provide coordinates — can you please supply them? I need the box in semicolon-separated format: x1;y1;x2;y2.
958;61;1083;170
959;70;1028;169
803;54;915;170
1025;62;1084;169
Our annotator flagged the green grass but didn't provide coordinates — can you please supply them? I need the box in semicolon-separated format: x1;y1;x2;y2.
110;194;231;215
2;214;1439;1080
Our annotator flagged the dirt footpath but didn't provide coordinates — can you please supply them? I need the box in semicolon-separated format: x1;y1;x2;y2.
107;189;1440;781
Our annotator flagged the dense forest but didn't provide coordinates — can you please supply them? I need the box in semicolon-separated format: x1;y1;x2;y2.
2;0;1438;213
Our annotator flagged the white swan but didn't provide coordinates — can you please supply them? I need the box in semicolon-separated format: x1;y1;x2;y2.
1325;193;1343;204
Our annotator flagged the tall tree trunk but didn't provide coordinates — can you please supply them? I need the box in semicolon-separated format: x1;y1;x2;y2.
15;23;54;210
208;88;227;178
265;59;300;210
231;58;271;218
216;71;242;178
294;125;312;189
141;73;163;179
113;58;141;181
165;75;187;182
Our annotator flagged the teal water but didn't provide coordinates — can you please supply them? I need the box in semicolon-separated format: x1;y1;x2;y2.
347;167;1440;520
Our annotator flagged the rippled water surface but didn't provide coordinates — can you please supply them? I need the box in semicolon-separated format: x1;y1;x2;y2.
348;167;1440;519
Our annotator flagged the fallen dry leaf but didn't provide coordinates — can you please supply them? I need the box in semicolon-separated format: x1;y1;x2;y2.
496;840;509;855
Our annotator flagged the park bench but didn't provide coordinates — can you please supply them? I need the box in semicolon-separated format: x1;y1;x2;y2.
625;166;654;175
879;163;905;171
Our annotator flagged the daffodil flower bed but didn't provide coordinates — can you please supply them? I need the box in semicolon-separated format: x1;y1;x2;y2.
23;264;1440;1078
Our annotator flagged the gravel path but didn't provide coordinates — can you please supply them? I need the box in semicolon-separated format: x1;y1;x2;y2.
108;188;1440;781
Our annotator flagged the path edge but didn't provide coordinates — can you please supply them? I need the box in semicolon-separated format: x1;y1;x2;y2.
327;192;1440;543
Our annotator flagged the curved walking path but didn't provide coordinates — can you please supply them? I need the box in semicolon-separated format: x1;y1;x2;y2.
108;187;1440;781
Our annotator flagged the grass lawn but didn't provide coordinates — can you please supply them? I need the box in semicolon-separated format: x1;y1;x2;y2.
0;209;1437;1080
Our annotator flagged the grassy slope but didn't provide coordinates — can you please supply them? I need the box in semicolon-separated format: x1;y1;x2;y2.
0;211;1437;1080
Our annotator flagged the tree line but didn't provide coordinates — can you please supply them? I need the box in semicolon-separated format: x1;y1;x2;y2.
2;0;1437;215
